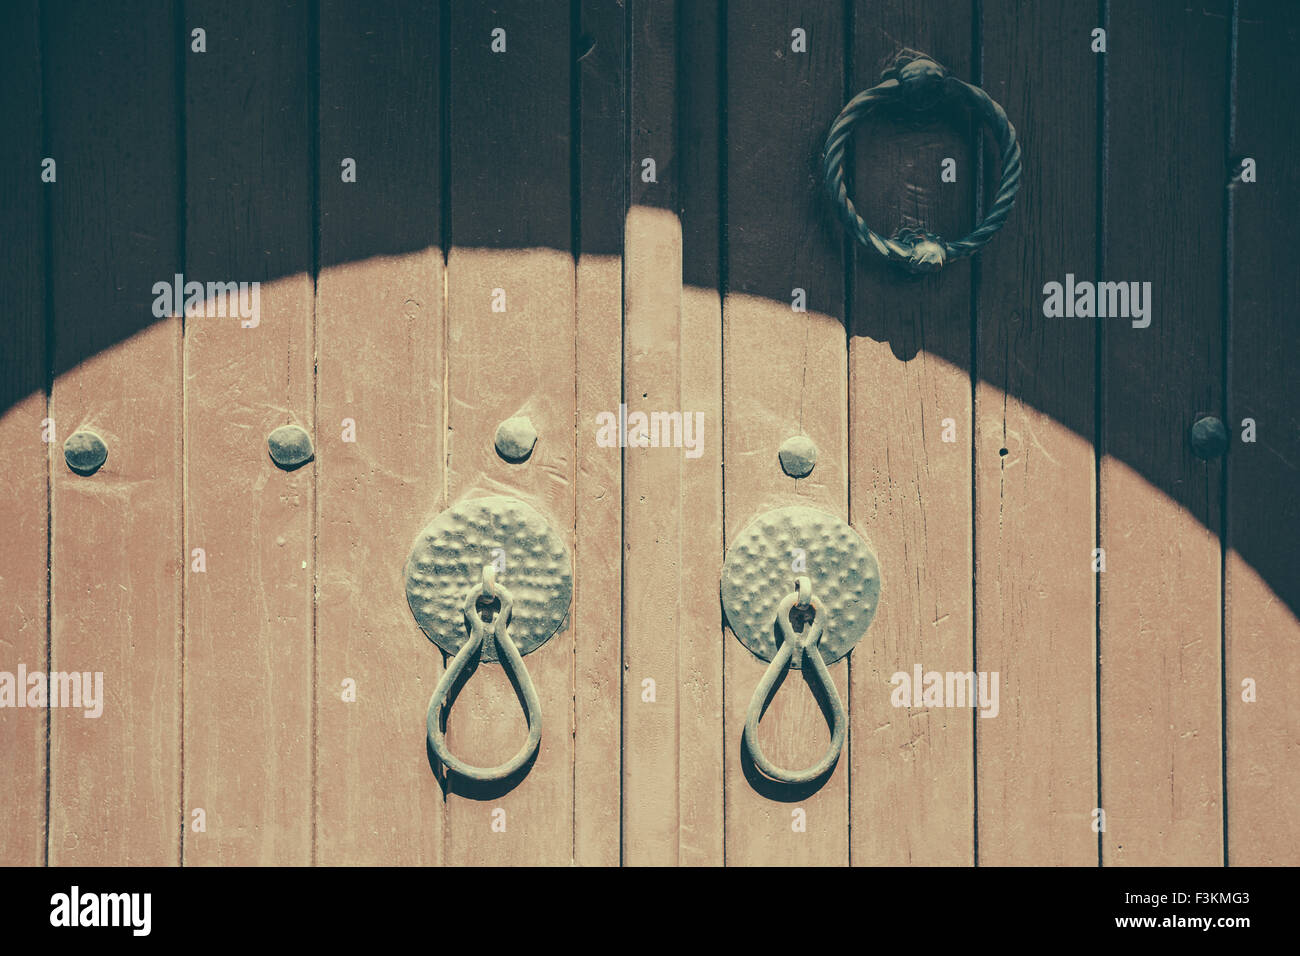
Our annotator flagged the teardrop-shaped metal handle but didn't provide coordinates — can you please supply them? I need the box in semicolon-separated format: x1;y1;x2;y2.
742;588;848;785
426;578;543;782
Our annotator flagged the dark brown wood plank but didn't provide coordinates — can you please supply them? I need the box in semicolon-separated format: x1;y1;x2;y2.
183;0;315;865
444;0;576;865
1226;0;1300;866
46;0;183;865
975;0;1098;865
724;0;850;866
0;0;48;867
849;0;975;866
315;0;445;866
1100;0;1227;866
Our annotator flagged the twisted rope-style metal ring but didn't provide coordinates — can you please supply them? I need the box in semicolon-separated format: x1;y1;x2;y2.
823;51;1022;274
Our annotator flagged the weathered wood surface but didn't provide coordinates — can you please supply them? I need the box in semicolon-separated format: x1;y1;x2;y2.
850;0;974;866
574;0;627;869
182;0;316;866
1;0;1297;866
1100;0;1228;866
1226;0;1300;867
622;0;725;867
47;0;183;866
442;0;577;865
622;0;686;865
315;0;445;866
975;0;1099;866
676;0;726;868
724;0;850;866
0;0;50;867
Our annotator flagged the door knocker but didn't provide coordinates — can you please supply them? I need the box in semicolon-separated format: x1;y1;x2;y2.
823;49;1021;273
721;505;882;785
405;495;572;783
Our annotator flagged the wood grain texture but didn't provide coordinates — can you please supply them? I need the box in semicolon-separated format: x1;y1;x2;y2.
1225;0;1300;867
724;0;850;866
0;0;48;867
46;0;183;865
443;0;576;865
315;0;445;866
849;0;975;866
622;202;683;864
5;0;1300;868
974;0;1098;865
574;0;625;868
622;0;686;867
1100;0;1227;866
621;0;725;868
183;0;315;865
677;0;725;868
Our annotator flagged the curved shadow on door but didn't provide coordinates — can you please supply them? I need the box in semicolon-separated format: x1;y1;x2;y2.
4;5;1294;675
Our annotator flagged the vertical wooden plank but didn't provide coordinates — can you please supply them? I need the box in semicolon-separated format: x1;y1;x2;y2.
0;0;48;866
623;0;683;867
975;1;1098;864
724;2;850;866
1100;0;1226;866
678;0;725;868
1226;0;1300;866
184;0;315;865
849;0;975;866
621;0;725;868
574;0;625;868
46;0;182;865
315;0;444;866
444;0;576;866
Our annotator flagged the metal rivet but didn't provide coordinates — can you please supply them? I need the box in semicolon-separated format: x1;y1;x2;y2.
495;415;537;463
267;424;314;469
778;434;817;478
1189;415;1228;460
64;430;108;475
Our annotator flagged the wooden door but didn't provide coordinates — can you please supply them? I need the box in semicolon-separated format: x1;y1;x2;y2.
1;0;1297;867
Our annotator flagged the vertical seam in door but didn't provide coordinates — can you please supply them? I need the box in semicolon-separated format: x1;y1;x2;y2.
1093;0;1109;871
567;0;581;865
969;0;983;870
308;0;321;868
439;0;451;523
620;0;632;869
1219;0;1238;870
439;0;452;863
842;0;854;868
175;0;188;867
38;0;53;870
672;0;684;868
717;0;729;868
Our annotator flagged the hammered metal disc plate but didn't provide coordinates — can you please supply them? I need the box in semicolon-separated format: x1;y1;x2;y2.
721;505;881;667
405;496;572;662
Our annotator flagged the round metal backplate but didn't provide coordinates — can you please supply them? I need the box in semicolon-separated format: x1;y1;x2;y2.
405;496;572;662
721;505;881;667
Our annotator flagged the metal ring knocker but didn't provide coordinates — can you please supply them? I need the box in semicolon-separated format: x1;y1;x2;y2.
425;568;542;782
823;50;1022;273
743;580;847;785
